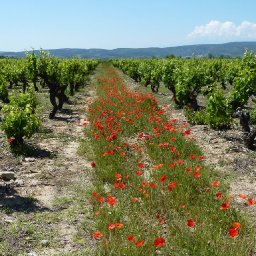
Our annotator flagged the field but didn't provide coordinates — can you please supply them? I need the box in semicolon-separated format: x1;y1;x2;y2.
0;56;255;255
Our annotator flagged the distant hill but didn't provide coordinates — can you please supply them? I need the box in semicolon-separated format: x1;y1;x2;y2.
1;42;256;58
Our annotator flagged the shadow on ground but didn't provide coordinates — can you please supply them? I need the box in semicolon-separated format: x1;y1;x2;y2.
0;185;50;213
11;143;57;159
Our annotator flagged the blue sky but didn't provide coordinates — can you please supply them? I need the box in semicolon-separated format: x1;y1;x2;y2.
1;0;256;51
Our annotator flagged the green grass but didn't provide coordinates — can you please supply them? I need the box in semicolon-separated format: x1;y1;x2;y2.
0;214;57;255
82;64;255;256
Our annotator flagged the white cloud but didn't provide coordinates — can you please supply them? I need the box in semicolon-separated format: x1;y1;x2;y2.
188;20;256;40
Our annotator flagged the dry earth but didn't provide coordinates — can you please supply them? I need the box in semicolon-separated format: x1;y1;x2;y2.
0;77;97;255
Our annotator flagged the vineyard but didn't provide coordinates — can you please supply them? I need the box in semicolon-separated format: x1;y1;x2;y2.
0;52;255;255
112;51;256;149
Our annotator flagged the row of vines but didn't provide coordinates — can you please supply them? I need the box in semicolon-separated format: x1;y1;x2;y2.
0;50;99;147
112;51;256;149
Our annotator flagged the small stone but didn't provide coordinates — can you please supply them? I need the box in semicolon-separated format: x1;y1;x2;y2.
4;216;15;223
30;180;39;186
15;179;24;186
0;171;16;181
24;157;36;162
5;166;15;172
27;252;38;256
40;239;50;246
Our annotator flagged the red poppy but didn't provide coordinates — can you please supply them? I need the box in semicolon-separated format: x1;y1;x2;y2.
135;240;144;247
198;155;205;160
108;223;116;230
212;180;219;187
97;197;104;203
144;135;150;140
182;129;191;136
159;217;165;224
216;192;224;198
94;134;100;139
92;192;98;198
169;145;176;152
169;162;175;168
159;176;167;183
136;170;143;176
107;149;114;155
229;228;238;238
91;162;96;168
141;181;148;187
220;201;230;210
187;219;196;228
176;159;184;165
232;222;241;229
119;183;126;189
159;142;169;147
116;223;123;229
128;235;135;242
107;195;116;206
150;183;157;188
138;133;144;138
193;171;201;179
115;173;122;181
114;183;120;189
185;167;191;173
132;197;140;203
7;137;14;143
138;163;144;168
153;164;164;169
247;198;255;205
167;181;177;191
92;231;103;239
154;237;165;247
239;194;247;199
189;154;196;159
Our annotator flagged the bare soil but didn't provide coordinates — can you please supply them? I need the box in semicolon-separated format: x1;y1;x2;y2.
0;80;97;255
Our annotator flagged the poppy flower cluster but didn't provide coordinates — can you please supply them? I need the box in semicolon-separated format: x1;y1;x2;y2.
86;66;253;254
228;222;241;238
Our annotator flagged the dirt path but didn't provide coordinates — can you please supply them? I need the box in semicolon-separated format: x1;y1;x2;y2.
117;68;256;227
0;75;98;255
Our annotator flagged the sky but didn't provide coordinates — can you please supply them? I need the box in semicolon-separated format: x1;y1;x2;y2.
1;0;256;51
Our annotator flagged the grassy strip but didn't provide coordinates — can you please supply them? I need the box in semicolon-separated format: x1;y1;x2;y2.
84;64;255;255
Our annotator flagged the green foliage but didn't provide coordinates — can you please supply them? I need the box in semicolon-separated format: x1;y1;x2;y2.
162;60;176;91
206;88;232;129
184;107;208;125
10;86;38;111
175;61;206;107
0;76;9;102
230;50;256;108
25;51;38;82
1;104;41;144
1;90;41;145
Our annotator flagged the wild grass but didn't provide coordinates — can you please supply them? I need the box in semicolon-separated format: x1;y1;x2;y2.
83;65;255;255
